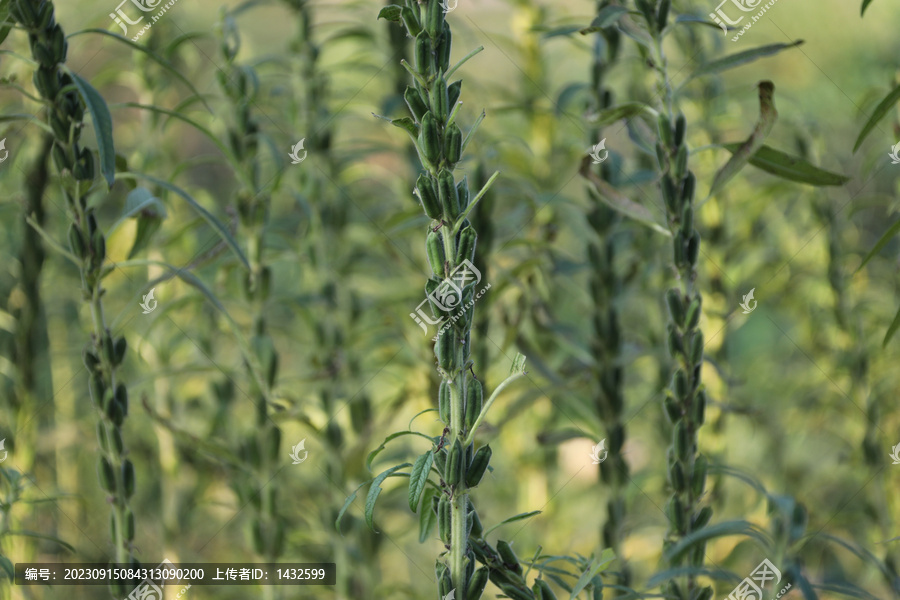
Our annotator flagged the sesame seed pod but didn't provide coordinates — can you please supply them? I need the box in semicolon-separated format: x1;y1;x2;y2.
674;112;686;147
470;504;483;537
664;395;681;423
673;231;686;268
448;79;462;107
426;230;446;276
405;86;429;122
444;122;462;164
465;445;491;487
456;175;469;210
415;173;442;219
425;0;443;37
439;381;451;422
113;336;127;366
456;225;477;266
667;324;683;358
436;329;457;371
534;579;558;600
687;230;700;267
497;540;522;574
439;564;453;597
662;175;679;214
670;461;686;493
696;587;713;600
692;454;708;497
438;494;450;543
674;421;690;462
658;112;674;147
438;168;460;219
124;509;135;541
680;204;693;238
673;369;688;400
67;223;86;259
681;171;696;203
657;0;671;31
467;567;489;600
400;5;421;37
446;438;462;486
655;142;668;170
434;447;447;475
666;288;685;328
420;111;441;164
123;459;136;499
432;72;449;121
437;21;452;73
689;331;704;366
99;457;115;494
115;384;128;417
674;145;688;179
692;506;713;529
464;378;483;430
666;496;686;533
415;31;433;77
692;390;706;426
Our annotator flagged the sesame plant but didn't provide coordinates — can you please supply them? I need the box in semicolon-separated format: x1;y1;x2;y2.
8;1;142;595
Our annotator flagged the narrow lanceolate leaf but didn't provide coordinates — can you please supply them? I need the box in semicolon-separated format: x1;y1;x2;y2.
861;0;875;15
568;548;616;600
482;511;541;537
0;0;12;47
709;81;777;198
377;5;403;21
858;218;900;271
719;143;850;187
419;488;438;543
408;451;434;512
365;430;435;472
579;6;631;33
853;82;900;151
373;113;419;139
579;156;671;236
663;520;772;563
365;463;412;532
587;102;654;128
116;172;250;271
688;41;803;81
882;305;900;347
64;69;116;188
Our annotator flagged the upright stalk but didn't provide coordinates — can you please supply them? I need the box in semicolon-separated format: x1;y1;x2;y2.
10;1;139;595
584;1;631;591
217;14;284;600
639;3;712;599
379;2;499;597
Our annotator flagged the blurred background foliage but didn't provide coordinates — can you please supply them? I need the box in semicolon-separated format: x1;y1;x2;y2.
0;0;899;598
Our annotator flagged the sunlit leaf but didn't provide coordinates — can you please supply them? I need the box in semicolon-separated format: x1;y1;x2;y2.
579;156;670;236
854;82;900;152
688;41;803;81
580;6;631;33
664;520;772;563
365;463;412;532
719;143;850;187
64;68;116;188
408;451;433;512
709;81;777;197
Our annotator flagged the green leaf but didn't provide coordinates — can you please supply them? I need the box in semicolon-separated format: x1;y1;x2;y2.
68;29;209;110
373;113;419;138
0;555;12;581
664;520;772;563
580;6;631;33
419;488;438;543
0;0;12;47
336;478;372;533
719;143;850;187
861;0;875;15
883;305;900;347
120;187;167;259
579;157;671;236
8;530;75;552
688;41;803;81
63;68;116;188
116;172;250;271
365;430;435;472
857;218;900;271
537;429;593;445
588;102;655;128
408;451;433;512
482;511;542;537
569;548;616;599
853;82;900;152
378;5;403;21
366;463;412;532
509;352;527;376
709;81;777;198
